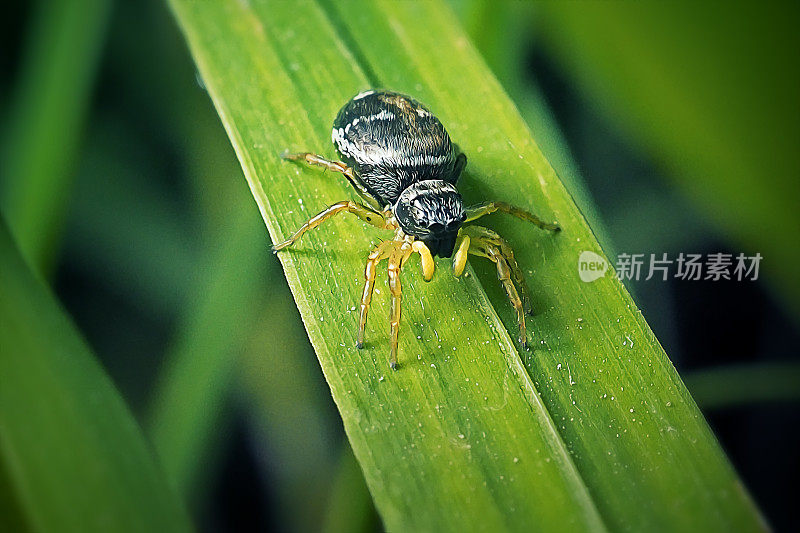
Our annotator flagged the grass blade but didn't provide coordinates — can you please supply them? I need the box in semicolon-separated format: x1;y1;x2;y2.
534;2;800;314
146;205;266;500
1;0;110;275
168;0;765;530
327;1;766;529
0;219;191;533
169;1;604;530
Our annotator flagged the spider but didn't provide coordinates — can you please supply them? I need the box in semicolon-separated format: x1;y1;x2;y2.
273;90;560;369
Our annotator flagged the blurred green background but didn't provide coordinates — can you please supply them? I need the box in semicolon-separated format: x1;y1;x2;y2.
1;0;798;531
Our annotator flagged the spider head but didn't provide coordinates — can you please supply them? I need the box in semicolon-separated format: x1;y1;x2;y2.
394;180;466;258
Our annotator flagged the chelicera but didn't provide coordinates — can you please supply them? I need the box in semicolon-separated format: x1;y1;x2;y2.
274;90;560;369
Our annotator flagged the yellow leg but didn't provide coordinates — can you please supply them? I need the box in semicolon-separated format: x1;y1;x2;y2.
387;243;412;369
283;151;350;174
357;240;395;348
272;200;385;252
465;201;560;232
282;152;382;211
464;225;534;315
465;232;530;348
497;238;533;315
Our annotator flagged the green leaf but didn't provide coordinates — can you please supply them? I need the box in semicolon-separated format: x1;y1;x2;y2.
168;0;765;530
0;219;191;533
146;205;266;500
238;301;353;531
534;2;800;315
0;0;110;276
684;362;800;410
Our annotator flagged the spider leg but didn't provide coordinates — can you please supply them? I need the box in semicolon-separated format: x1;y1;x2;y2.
282;152;382;211
499;239;533;315
271;200;386;252
465;201;560;232
462;225;534;315
357;240;396;349
387;242;413;369
461;229;530;348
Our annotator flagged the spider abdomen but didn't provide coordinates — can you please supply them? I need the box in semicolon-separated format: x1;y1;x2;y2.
331;90;466;206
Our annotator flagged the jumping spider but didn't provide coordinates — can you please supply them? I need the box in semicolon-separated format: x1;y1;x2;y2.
273;90;560;369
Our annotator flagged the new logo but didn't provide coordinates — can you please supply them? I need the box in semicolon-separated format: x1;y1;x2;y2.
578;251;608;283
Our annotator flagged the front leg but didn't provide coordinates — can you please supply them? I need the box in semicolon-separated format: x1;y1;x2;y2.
465;201;560;232
459;225;534;315
272;200;386;252
477;243;529;348
456;226;532;348
357;240;396;348
387;243;413;369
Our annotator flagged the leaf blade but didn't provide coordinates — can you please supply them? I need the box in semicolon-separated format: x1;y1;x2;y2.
324;1;766;530
534;2;800;314
0;0;110;275
168;0;606;530
168;0;765;530
0;220;191;533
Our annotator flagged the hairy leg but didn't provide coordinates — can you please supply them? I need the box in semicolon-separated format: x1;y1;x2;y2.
387;243;413;369
357;240;396;348
462;230;530;348
461;225;533;314
271;200;386;252
465;201;560;232
282;152;382;211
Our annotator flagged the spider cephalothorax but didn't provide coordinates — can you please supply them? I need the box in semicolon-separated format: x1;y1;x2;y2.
393;180;466;258
273;90;560;369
